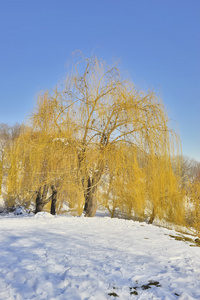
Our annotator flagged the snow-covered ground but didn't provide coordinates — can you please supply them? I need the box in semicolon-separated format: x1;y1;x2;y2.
0;212;200;300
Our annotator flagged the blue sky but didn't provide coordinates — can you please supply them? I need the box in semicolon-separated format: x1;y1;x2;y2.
0;0;199;161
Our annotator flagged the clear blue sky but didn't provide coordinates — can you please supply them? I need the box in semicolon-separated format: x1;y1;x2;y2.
0;0;199;161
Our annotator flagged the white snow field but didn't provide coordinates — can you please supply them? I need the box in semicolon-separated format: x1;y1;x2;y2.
0;213;200;300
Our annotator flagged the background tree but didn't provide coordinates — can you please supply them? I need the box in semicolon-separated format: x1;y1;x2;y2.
178;156;200;233
177;156;200;184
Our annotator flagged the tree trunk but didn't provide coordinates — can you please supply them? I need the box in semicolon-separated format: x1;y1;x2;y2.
35;184;57;215
83;177;91;213
148;207;155;224
84;172;102;217
84;185;98;217
50;185;57;215
35;187;43;214
81;157;104;217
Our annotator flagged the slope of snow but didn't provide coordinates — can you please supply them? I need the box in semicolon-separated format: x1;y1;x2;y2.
0;213;200;299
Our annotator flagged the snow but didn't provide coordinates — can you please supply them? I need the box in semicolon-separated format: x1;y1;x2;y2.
0;213;200;299
33;212;55;219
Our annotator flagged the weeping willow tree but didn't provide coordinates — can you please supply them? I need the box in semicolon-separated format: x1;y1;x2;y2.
6;53;185;221
5;92;84;214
